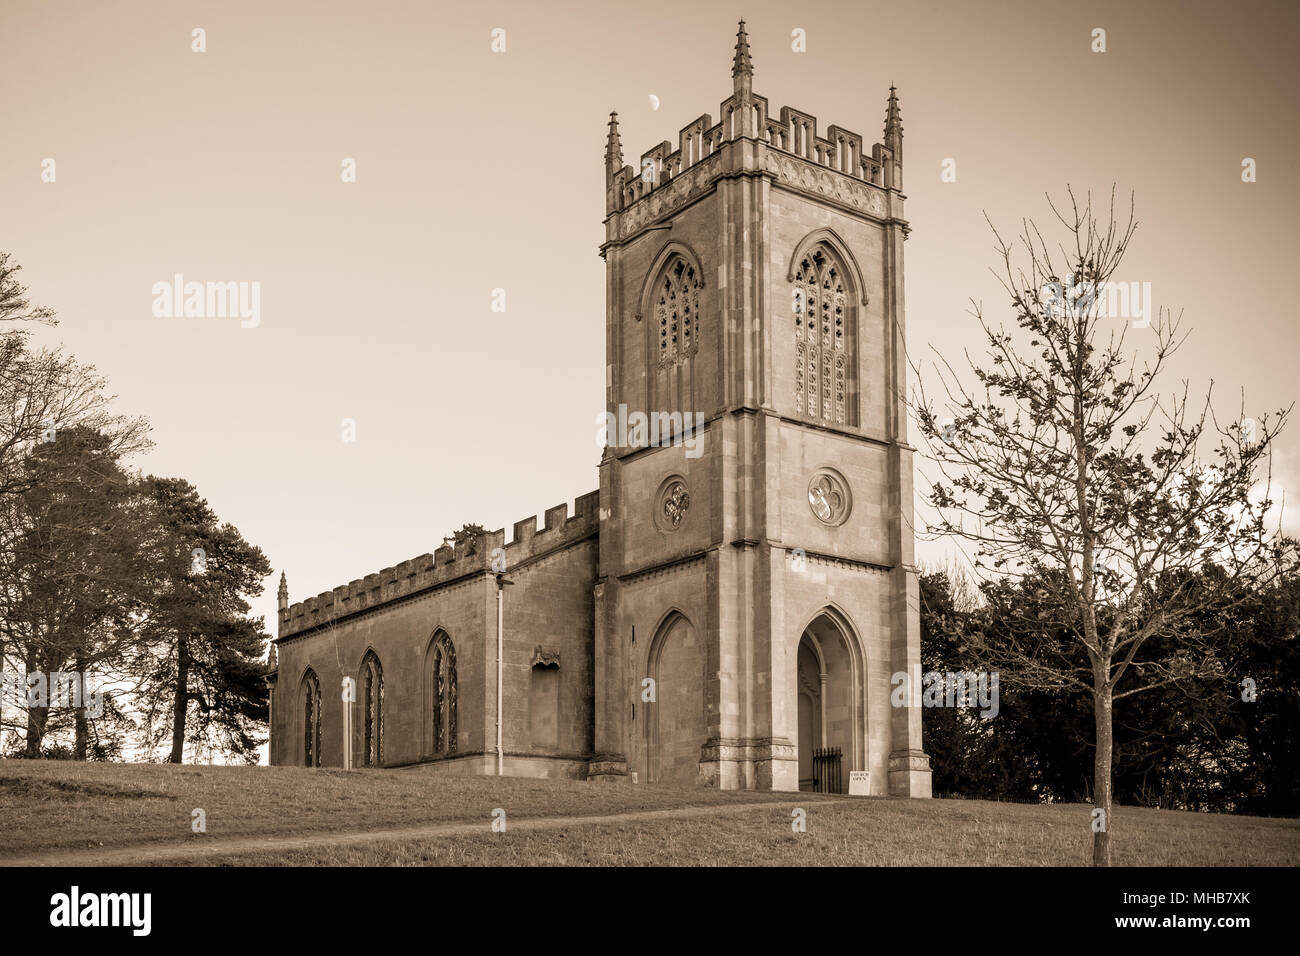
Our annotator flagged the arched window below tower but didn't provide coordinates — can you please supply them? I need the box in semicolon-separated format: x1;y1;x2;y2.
301;669;321;768
425;631;458;758
361;651;384;766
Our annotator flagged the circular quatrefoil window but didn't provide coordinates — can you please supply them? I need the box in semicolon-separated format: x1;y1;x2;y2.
656;477;691;532
807;470;850;526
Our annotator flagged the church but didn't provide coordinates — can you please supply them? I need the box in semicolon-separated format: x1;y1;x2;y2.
267;21;931;797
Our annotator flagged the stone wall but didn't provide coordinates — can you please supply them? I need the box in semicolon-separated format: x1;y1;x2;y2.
271;494;600;771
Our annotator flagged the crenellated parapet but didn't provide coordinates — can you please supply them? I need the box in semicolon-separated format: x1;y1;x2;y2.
278;491;601;639
604;20;903;239
495;488;601;574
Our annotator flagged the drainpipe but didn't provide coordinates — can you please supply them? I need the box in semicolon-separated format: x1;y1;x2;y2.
496;575;504;776
342;677;353;770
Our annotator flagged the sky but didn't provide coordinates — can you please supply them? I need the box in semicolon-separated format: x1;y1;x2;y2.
2;0;1298;648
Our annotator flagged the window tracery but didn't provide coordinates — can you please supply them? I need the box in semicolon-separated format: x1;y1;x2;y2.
657;258;702;369
302;670;321;767
429;632;458;757
361;651;383;766
793;247;849;424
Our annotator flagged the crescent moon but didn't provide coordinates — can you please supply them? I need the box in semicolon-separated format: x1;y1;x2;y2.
649;94;660;111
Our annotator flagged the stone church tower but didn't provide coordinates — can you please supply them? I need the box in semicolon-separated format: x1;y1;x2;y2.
267;22;929;797
590;21;929;795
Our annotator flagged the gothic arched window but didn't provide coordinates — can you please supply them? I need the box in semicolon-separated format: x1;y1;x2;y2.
793;247;851;425
361;651;384;766
657;257;702;369
302;669;321;768
427;632;458;757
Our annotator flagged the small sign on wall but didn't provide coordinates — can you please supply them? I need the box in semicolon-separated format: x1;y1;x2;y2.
848;771;870;796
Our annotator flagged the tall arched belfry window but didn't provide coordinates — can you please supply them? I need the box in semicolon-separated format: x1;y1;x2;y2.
361;651;384;766
793;246;853;425
648;252;706;417
426;631;458;757
301;669;321;768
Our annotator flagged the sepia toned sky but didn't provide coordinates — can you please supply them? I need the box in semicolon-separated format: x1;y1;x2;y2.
3;0;1298;646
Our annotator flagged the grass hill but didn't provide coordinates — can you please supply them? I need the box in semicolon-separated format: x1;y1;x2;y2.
1;762;1295;866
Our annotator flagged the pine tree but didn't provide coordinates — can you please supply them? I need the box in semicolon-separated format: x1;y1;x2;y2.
129;478;271;763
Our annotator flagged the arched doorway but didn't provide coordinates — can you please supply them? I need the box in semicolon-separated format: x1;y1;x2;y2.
646;612;707;785
797;611;863;793
797;638;822;789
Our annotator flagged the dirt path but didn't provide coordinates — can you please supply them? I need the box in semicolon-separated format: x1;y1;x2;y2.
1;798;852;866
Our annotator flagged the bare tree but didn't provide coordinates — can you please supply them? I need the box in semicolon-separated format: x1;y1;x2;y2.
0;251;151;546
0;252;56;327
0;253;151;753
1;343;151;507
914;188;1290;865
